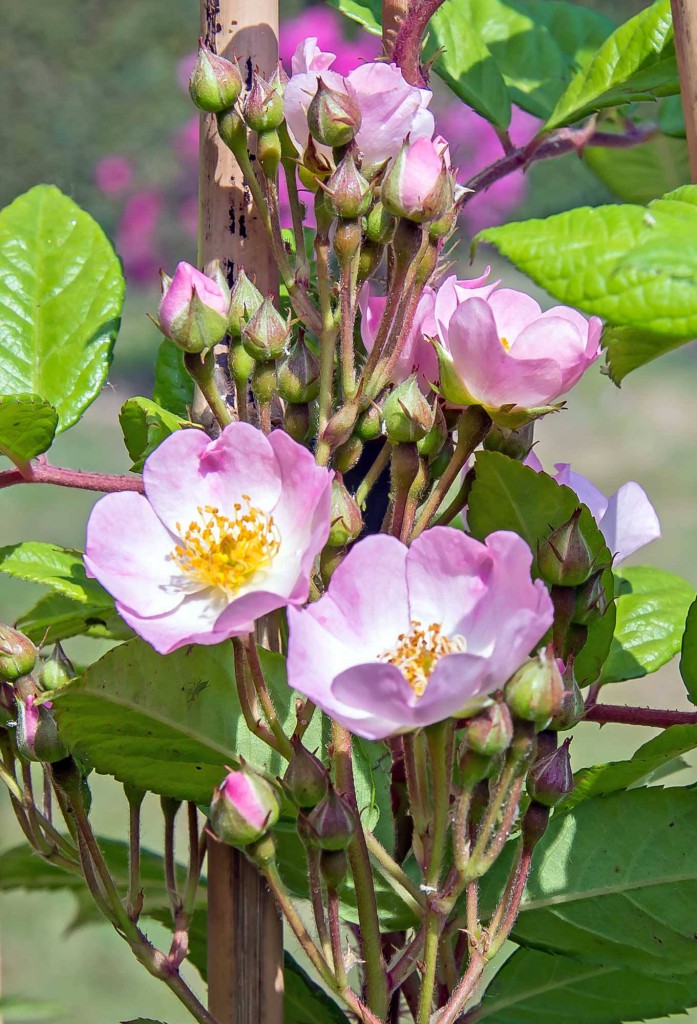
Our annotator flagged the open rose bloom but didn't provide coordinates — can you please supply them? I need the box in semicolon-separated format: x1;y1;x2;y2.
287;528;553;740
85;423;332;654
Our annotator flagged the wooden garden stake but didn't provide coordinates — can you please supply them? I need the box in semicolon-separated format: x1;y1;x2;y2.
672;0;697;180
198;2;283;1022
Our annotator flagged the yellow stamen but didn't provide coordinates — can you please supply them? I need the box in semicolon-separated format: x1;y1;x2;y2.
500;335;510;351
380;620;466;697
172;498;280;595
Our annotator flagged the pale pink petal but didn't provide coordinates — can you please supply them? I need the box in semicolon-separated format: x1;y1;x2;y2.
433;271;498;342
348;62;434;169
524;449;544;473
283;68;346;153
84;492;183;616
486;289;542;344
398;137;443;210
553;464;608;520
116;590;234;655
406;527;491;635
221;773;269;830
598;481;661;564
330;661;424;738
358;285;385;355
291;37;336;75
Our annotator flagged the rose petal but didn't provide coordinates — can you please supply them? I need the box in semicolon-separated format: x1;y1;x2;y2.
598;481;661;564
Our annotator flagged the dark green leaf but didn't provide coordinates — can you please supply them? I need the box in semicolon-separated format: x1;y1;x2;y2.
601;324;688;384
121;1019;169;1023
0;393;58;465
659;93;685;136
15;591;131;645
0;541;112;605
601;566;695;683
285;954;348;1024
681;597;697;706
544;0;678;130
584;132;690;204
0;185;124;429
470;947;697;1023
119;396;199;472
558;725;697;811
152;341;195;418
352;737;394;853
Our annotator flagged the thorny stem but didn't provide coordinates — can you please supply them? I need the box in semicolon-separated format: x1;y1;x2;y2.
244;636;293;760
359;257;409;389
584;704;697;728
308;845;334;966
315;230;339;457
486;842;534;958
127;788;145;921
184;350;233;430
433;468;475;528
0;458;144;494
162;797;182;923
182;802;206;922
387;925;426;992
435;951;486;1024
365;830;428;914
340;257;359;399
231;636;279;752
391;0;450;86
328;886;348;990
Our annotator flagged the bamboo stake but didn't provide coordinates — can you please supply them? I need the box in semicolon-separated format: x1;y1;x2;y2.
672;0;697;180
198;3;283;1023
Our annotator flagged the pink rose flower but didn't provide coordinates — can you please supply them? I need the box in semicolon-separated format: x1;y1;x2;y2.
85;423;333;655
280;6;379;76
434;283;602;423
287;528;553;740
525;452;661;564
381;136;452;223
284;38;434;172
158;261;229;352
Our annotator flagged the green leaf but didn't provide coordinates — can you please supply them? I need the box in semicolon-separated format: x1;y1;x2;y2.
119;397;199;472
352;737;394;853
0;541;111;605
121;1019;169;1023
584;132;690;205
681;597;697;705
470;947;697;1023
0;998;58;1022
509;788;697;975
285;955;348;1024
659;93;685;136
544;0;678;131
558;725;697;811
52;639;321;803
329;0;381;35
15;591;131;645
0;393;58;465
601;566;695;683
601;323;688;384
0;185;124;430
153;340;194;418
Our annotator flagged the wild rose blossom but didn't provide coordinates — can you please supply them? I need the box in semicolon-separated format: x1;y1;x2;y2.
287;528;553;740
434;279;602;424
85;423;333;655
157;261;229;353
525;452;661;564
284;37;434;172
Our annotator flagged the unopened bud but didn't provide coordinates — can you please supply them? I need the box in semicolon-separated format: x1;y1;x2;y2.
357;240;384;288
282;738;329;809
320;545;345;585
250;360;278;405
504;648;564;724
550;665;585;731
41;643;75;692
484;423;535;462
390;441;421;492
228;269;264;338
428;207;457;242
269;63;288;98
381;138;452;224
304;137;334;187
276;336;319;403
243;72;284;132
354;403;383;442
333;436;363;474
307;786;356;851
322;405;359;449
328;476;363;547
521;800;550;849
216;108;247;157
327;152;372;220
257;128;282;179
527;737;574;807
307;79;361;148
333;219;363;267
283;403;312;444
210;765;281;848
365;202;396;245
157;262;229;354
416;403;447;458
228;341;256;390
428;441;453;481
16;694;67;763
383;376;434;444
573;568;610;626
242;296;290;360
464;702;513;757
320;848;348;889
189;42;242;113
0;624;37;681
459;748;501;787
538;509;595;587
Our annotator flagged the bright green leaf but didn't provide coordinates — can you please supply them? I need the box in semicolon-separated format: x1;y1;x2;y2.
584;132;690;205
153;340;195;418
601;566;695;683
471;947;697;1023
558;725;697;811
15;591;131;645
601;323;689;384
0;185;124;430
659;93;685;136
329;0;381;34
0;541;111;605
119;396;199;472
544;0;678;131
0;393;58;465
680;597;697;705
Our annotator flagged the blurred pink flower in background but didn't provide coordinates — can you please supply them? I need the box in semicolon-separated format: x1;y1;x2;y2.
116;190;163;282
94;154;134;198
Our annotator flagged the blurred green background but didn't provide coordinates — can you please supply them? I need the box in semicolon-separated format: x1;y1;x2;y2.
1;0;696;1021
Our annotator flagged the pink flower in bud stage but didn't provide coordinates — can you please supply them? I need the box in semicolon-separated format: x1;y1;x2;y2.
524;452;661;564
287;528;553;740
284;37;434;172
381;136;452;222
157;261;229;352
434;280;602;422
211;766;281;847
85;423;333;655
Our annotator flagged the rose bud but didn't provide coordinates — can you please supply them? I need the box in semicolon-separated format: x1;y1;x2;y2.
307;786;357;851
216;108;247;158
416;403;447;459
210;765;281;848
326;151;372;220
354;402;383;443
484;422;535;462
320;849;348;889
573;568;610;626
283;403;312;444
16;693;67;763
282;738;329;810
383;376;435;444
550;665;585;732
243;72;284;133
242;295;291;361
276;336;319;404
527;737;574;807
228;268;264;338
328;476;363;547
307;78;361;148
365;202;396;245
504;648;564;725
381;137;452;224
333;437;363;474
0;624;37;682
464;701;513;757
257;128;282;179
41;643;75;692
357;240;384;289
538;509;596;587
157;262;229;353
189;41;243;113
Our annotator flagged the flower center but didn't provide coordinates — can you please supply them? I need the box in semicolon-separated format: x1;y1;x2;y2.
380;620;466;697
172;499;280;595
500;335;511;351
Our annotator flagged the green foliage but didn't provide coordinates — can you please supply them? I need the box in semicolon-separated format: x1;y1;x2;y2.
0;998;58;1022
478;185;697;381
584;131;690;204
0;394;58;466
681;597;697;705
0;541;112;605
119;397;199;472
558;725;697;811
352;736;394;852
601;566;695;683
0;186;124;429
544;0;678;130
15;591;130;645
285;956;349;1024
152;341;195;418
471;947;697;1022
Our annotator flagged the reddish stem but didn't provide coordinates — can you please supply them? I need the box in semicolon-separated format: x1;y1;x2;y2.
391;0;449;86
585;704;697;728
0;458;144;494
